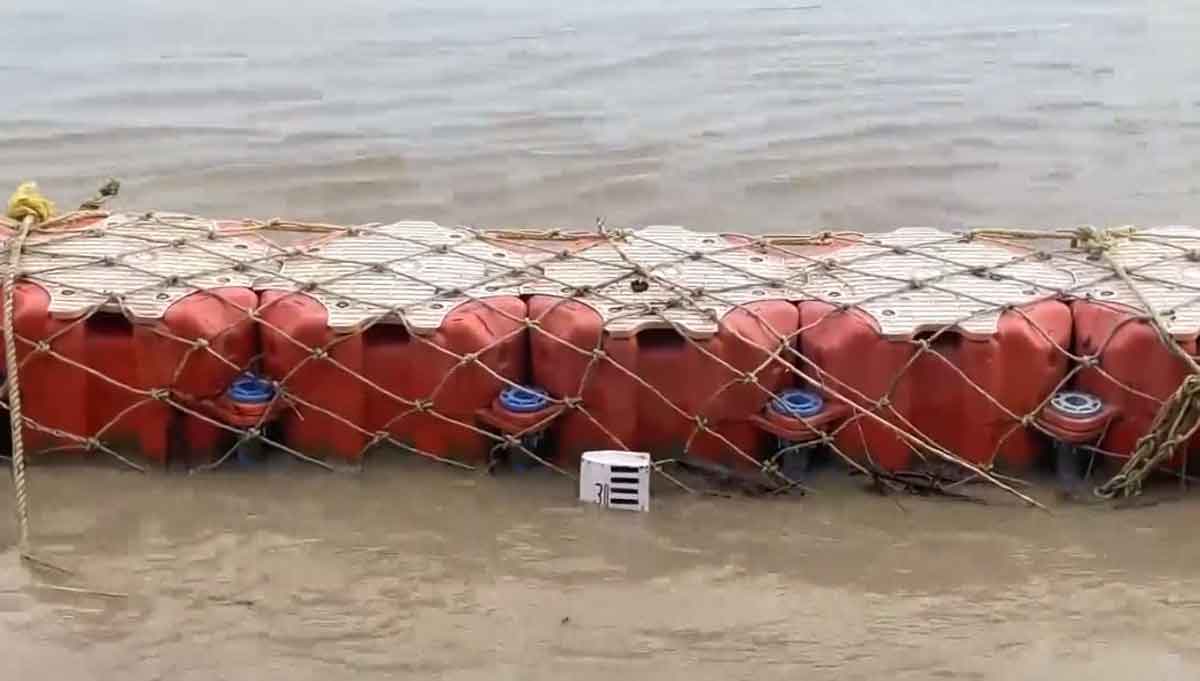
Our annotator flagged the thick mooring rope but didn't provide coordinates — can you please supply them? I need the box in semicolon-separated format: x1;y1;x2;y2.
3;183;50;551
4;216;33;550
3;181;120;558
1095;375;1200;498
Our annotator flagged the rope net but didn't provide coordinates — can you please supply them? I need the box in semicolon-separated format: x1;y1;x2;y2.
3;206;1199;507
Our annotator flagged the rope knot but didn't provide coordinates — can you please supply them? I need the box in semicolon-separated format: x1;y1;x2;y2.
1073;225;1135;257
6;182;54;223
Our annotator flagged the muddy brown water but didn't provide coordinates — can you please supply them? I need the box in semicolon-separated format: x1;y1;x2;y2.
5;463;1200;680
3;0;1200;678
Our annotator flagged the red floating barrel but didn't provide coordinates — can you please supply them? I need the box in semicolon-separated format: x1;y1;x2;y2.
259;222;526;465
1062;227;1200;470
787;228;1074;472
485;225;801;473
4;213;265;464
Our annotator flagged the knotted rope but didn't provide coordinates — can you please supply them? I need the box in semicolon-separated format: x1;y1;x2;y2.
1096;375;1200;498
3;183;48;551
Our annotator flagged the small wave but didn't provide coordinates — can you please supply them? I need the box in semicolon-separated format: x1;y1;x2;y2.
746;161;1001;194
0;125;262;152
69;86;325;109
1030;99;1108;113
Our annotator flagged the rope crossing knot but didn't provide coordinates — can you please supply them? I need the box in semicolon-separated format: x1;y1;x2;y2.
1072;224;1136;257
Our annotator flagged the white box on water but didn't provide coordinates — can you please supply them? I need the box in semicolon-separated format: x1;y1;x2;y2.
579;450;651;512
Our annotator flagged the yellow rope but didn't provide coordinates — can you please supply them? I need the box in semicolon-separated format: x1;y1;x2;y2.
6;182;54;223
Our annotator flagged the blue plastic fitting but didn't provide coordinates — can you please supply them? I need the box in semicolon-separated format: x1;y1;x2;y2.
769;389;827;479
499;385;550;413
226;372;274;466
227;372;276;404
496;385;551;471
771;389;824;419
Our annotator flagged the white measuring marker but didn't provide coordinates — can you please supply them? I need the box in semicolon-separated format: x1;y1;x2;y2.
579;450;651;512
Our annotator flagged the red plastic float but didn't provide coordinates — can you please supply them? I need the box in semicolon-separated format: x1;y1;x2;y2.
483;225;804;474
787;228;1075;472
258;221;527;465
1057;227;1200;471
3;213;266;465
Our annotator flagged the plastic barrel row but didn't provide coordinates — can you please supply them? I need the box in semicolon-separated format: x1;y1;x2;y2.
1;214;1195;483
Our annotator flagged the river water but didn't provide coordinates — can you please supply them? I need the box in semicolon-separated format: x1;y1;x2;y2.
2;0;1200;678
